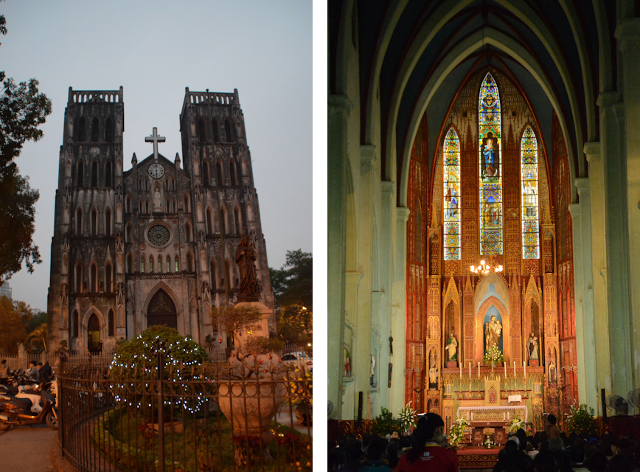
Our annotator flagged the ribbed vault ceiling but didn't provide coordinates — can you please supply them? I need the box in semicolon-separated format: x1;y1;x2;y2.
330;0;617;205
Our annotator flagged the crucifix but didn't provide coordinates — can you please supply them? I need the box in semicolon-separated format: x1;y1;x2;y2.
145;127;166;161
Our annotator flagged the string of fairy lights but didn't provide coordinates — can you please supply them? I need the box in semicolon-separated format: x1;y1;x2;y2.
107;334;307;414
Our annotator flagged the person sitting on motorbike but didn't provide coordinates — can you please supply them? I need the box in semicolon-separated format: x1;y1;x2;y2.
0;360;9;385
26;361;40;383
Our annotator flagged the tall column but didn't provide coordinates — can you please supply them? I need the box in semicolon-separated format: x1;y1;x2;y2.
378;180;396;411
598;91;633;398
390;206;409;413
568;178;597;410
583;141;612;409
328;95;352;419
616;19;640;391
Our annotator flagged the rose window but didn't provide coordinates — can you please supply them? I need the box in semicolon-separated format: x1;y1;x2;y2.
147;225;170;247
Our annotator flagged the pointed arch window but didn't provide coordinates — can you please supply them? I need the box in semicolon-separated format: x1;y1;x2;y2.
166;255;171;272
443;127;461;260
212;119;220;143
91;117;99;142
108;309;115;337
105;117;114;142
77;161;84;187
91;161;98;187
478;72;503;255
141;256;145;273
105;161;112;187
78;118;86;142
521;125;540;259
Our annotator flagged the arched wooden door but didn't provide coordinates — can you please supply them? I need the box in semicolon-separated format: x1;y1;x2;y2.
88;313;101;353
147;289;177;328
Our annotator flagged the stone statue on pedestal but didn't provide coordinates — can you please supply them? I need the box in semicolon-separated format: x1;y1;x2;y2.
235;235;260;300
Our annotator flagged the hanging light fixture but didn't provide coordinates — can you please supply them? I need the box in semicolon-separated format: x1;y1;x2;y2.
470;260;503;276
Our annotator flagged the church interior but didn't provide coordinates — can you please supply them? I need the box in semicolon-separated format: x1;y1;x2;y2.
328;0;640;434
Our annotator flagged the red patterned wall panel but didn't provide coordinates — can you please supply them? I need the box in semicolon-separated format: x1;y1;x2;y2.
406;113;429;411
552;111;578;414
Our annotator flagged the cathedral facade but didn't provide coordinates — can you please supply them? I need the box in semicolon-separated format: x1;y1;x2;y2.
47;87;275;354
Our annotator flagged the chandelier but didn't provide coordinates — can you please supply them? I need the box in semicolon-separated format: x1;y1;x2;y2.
470;260;503;276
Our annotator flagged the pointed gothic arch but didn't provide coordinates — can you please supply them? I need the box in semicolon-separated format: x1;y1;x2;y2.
143;284;180;330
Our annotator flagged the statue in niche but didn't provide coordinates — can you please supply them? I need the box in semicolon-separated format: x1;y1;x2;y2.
153;187;162;211
527;332;539;361
484;315;502;352
548;361;557;384
428;363;439;389
444;332;458;362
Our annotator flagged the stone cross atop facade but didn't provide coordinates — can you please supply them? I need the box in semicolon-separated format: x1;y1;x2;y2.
145;127;166;161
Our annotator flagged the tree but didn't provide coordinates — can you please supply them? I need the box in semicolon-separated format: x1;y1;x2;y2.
277;304;312;340
28;323;47;352
210;304;262;347
0;296;28;354
0;13;52;283
269;249;312;310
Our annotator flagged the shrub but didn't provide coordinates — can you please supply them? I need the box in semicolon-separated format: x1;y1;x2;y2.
370;407;402;436
109;325;208;418
565;403;598;436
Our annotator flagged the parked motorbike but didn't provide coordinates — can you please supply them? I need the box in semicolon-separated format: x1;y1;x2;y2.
0;383;58;430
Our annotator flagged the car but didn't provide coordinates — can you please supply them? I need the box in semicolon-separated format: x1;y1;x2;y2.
282;351;313;371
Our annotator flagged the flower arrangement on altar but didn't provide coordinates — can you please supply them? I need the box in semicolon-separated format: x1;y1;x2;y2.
508;416;524;433
398;402;417;434
449;416;469;447
484;435;495;449
482;344;504;365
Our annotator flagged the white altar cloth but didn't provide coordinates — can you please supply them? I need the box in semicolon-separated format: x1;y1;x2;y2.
457;405;527;423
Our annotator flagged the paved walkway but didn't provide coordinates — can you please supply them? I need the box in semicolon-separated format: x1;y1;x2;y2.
0;423;57;471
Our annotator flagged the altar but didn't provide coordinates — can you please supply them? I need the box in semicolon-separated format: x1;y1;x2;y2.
457;405;528;445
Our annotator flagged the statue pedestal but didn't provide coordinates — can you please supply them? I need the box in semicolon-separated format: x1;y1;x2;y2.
234;301;272;348
529;360;539;366
447;361;458;368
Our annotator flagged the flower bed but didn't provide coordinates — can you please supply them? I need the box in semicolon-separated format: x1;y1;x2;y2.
91;406;311;471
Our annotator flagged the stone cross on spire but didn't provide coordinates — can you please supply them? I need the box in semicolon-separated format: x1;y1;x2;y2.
145;127;166;161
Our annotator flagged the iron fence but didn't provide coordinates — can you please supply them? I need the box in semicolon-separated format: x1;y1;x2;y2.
57;350;312;472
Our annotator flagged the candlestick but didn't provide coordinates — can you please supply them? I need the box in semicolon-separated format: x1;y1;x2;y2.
513;361;516;377
524;361;526;378
469;362;471;378
504;362;507;377
478;362;480;377
460;362;462;379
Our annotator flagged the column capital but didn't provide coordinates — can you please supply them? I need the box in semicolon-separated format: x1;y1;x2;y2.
396;206;410;225
574;178;590;198
615;19;640;52
381;180;396;199
582;141;601;163
360;144;377;167
583;142;601;163
597;92;624;122
328;94;353;120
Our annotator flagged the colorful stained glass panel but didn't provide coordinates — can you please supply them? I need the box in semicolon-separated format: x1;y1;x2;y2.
479;73;503;255
443;127;461;260
521;125;539;259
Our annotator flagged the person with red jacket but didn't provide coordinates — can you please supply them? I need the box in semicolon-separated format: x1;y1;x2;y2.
396;413;460;472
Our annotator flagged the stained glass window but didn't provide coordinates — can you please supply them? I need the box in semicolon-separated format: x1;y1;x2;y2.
521;125;540;259
478;73;503;255
443;127;461;260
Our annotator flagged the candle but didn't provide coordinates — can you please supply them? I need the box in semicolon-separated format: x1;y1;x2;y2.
460;363;462;379
478;362;480;376
513;361;516;377
469;362;471;378
524;361;526;377
504;362;507;377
